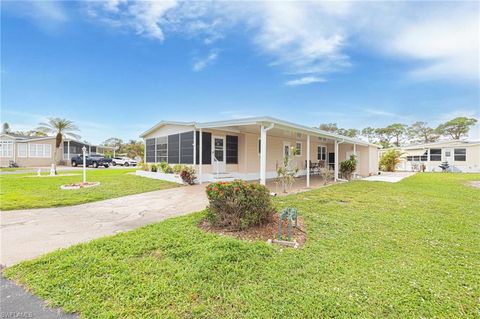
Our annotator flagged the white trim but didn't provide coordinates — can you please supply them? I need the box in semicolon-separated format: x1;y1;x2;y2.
317;144;327;161
212;135;226;173
0;140;13;157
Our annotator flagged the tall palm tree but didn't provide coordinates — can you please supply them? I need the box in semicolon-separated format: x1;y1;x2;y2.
37;118;81;174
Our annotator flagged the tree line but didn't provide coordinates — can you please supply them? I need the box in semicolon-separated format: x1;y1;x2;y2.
319;117;478;148
101;137;144;159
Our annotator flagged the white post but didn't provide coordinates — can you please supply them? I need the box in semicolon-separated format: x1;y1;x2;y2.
199;129;203;184
334;140;339;181
306;134;310;187
82;146;87;183
193;128;196;166
89;145;91;155
260;125;267;185
67;140;70;161
353;143;357;179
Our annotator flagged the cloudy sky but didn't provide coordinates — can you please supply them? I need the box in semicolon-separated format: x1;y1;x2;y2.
1;1;479;143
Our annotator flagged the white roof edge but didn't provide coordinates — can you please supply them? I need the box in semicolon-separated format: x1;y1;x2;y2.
139;121;195;138
394;140;480;150
140;116;380;147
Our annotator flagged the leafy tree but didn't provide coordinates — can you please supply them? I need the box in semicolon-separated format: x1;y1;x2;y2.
379;149;402;172
386;123;407;147
361;127;376;143
337;128;360;138
319;123;339;132
2;122;10;133
320;123;359;138
408;121;439;144
102;137;124;150
339;155;357;180
123;140;144;160
436;117;478;139
37;118;81;174
374;127;394;148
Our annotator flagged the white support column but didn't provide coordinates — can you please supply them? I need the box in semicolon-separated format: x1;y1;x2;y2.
259;123;274;185
199;128;203;184
67;140;70;161
89;145;91;155
260;126;267;185
306;134;310;188
193;128;196;166
143;140;146;163
353;143;357;178
334;140;339;181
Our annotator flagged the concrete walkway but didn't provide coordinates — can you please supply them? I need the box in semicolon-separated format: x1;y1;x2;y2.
362;171;416;183
0;185;208;266
0;275;78;319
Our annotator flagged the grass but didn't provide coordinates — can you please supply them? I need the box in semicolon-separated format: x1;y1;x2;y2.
4;173;480;318
0;169;178;210
0;167;32;172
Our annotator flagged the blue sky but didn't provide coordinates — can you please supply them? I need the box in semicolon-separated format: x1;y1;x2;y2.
1;1;479;144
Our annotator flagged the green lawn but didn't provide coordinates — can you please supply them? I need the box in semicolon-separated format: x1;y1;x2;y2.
4;173;480;318
0;169;178;210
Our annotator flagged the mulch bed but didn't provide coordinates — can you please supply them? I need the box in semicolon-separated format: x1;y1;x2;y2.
199;214;307;248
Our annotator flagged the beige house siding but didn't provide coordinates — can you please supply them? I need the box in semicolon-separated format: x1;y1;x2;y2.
15;139;63;167
144;124;379;177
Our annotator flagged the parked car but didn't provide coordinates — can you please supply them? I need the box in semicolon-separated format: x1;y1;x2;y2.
111;157;138;167
71;154;112;168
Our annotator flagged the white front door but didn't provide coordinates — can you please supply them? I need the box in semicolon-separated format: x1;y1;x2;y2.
212;136;226;173
443;148;453;164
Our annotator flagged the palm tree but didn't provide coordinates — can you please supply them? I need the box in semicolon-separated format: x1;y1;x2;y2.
37;118;81;174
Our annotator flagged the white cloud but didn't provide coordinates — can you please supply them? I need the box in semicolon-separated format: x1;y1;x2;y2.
85;1;479;82
285;76;325;86
193;51;218;71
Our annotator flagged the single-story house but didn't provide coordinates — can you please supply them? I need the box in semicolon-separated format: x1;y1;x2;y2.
140;116;381;186
383;140;480;172
0;133;116;167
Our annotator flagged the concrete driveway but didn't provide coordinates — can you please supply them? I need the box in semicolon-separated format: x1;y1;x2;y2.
362;171;416;183
0;185;208;266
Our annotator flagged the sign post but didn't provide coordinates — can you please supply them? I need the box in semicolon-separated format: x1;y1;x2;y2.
82;146;87;183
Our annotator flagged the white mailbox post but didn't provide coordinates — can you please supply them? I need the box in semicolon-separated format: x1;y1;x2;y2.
82;146;87;183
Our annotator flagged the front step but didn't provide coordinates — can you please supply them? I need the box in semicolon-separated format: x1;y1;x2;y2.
212;172;235;181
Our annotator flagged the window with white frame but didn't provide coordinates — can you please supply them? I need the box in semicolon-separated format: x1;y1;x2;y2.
28;143;52;157
0;140;13;157
295;141;302;156
317;145;327;161
17;143;27;157
454;148;466;161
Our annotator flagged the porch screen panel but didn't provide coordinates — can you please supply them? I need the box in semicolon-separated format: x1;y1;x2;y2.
156;136;168;163
226;135;238;164
145;138;156;163
195;131;212;165
180;131;194;164
168;134;180;164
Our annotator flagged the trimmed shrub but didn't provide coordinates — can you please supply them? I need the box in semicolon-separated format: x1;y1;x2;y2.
150;164;158;172
339;155;357;180
180;166;196;185
158;162;173;174
172;164;185;174
205;180;275;230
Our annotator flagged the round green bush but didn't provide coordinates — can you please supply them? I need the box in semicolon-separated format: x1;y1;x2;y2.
205;180;275;230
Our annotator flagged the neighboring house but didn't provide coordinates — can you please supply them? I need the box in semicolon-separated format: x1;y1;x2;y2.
384;140;480;173
0;133;116;167
140;116;381;186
